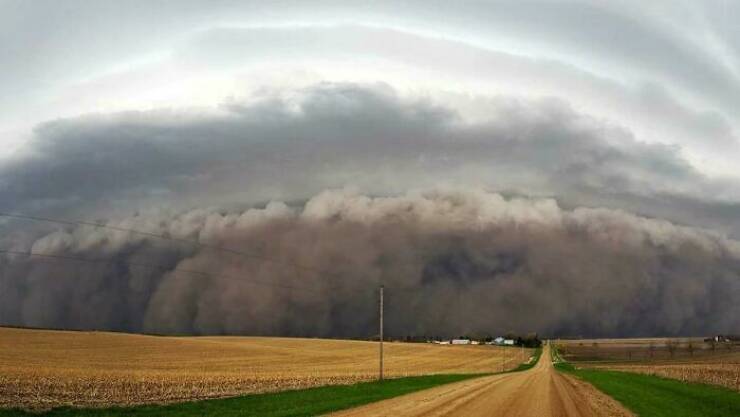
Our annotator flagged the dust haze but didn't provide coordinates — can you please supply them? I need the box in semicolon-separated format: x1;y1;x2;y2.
2;188;738;338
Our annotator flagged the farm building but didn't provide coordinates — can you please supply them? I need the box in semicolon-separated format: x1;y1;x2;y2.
704;335;732;343
451;339;471;345
493;337;505;345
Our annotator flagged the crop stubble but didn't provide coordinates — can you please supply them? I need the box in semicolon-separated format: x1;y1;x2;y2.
557;338;740;392
0;327;528;409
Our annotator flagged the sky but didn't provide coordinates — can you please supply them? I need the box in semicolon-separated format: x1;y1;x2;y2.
1;1;739;337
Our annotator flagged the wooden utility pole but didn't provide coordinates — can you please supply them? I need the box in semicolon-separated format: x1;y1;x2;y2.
379;285;384;381
502;345;506;372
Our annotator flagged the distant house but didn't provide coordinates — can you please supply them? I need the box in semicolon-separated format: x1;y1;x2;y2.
705;335;732;343
504;339;515;345
493;337;505;345
451;339;471;345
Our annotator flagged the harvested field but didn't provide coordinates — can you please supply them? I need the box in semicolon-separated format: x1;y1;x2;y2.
556;337;739;362
0;327;529;409
556;338;740;392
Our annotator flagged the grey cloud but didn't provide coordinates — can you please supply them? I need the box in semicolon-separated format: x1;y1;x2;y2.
1;83;737;236
3;1;739;173
180;24;739;154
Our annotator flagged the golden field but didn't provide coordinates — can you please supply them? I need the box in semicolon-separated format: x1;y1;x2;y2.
556;338;740;392
0;327;529;409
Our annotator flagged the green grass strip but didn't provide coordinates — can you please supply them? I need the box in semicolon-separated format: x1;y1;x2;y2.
1;374;486;417
508;347;542;372
553;350;740;417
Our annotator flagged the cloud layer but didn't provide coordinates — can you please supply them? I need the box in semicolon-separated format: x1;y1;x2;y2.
3;83;739;237
2;1;740;337
3;1;739;170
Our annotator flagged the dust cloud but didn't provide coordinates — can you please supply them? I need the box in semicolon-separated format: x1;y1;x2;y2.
2;188;739;338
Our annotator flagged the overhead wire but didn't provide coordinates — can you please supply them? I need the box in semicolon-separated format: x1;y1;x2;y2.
0;211;418;298
0;211;347;280
0;249;326;293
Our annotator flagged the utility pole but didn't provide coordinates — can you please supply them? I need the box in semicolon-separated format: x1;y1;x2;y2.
379;285;384;381
501;345;506;372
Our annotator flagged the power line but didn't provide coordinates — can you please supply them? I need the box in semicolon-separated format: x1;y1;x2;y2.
0;249;325;293
0;211;345;281
0;212;416;326
0;211;466;294
0;248;381;298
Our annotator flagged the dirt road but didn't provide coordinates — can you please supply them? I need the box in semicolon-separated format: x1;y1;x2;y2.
332;344;632;417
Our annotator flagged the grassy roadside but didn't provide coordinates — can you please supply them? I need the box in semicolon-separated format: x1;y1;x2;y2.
552;346;740;417
0;374;486;417
508;347;542;372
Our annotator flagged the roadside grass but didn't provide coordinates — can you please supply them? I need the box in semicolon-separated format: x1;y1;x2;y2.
508;347;542;372
0;374;486;417
553;347;740;417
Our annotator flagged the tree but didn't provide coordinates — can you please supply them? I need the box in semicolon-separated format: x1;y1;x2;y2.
521;333;542;348
686;341;695;357
666;339;678;358
708;339;717;355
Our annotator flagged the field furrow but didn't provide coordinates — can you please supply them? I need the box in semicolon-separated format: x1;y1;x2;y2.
0;327;528;409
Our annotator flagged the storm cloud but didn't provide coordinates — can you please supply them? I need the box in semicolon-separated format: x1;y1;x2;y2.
0;84;740;236
1;1;740;337
2;83;739;236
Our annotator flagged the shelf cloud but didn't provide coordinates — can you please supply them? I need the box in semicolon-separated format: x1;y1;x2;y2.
2;83;739;235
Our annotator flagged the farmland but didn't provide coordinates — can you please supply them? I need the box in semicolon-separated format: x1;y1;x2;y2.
1;375;487;417
0;327;529;410
555;361;740;417
556;338;740;391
